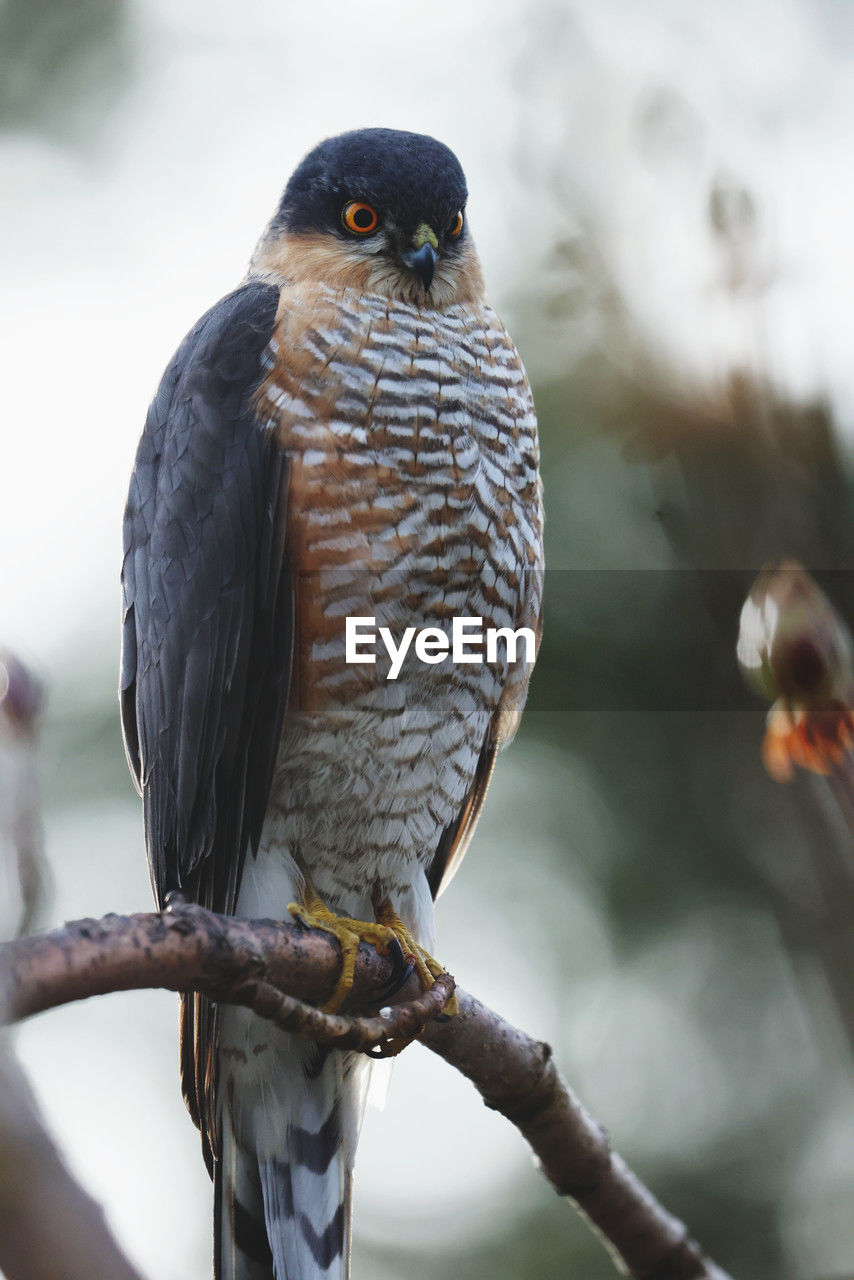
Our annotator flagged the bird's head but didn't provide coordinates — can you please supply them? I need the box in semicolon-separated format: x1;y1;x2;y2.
250;128;484;307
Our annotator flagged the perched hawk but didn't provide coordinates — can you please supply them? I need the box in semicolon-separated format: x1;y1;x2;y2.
121;128;544;1279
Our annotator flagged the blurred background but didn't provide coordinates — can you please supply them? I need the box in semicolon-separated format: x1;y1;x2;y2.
3;1;854;1276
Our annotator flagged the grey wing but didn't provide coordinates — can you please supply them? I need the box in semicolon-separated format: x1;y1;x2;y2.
427;727;499;900
121;280;291;913
428;551;544;900
120;281;292;1165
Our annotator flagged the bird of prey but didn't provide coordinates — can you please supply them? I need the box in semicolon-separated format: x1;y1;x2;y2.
120;127;544;1279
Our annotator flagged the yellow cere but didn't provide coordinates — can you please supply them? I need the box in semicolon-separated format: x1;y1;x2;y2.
413;223;439;250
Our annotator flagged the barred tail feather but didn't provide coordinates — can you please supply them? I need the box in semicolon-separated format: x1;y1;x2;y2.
215;1111;274;1280
216;1031;369;1280
259;1046;347;1279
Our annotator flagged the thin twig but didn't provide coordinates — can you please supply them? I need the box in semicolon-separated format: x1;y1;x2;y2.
224;971;455;1055
1;906;734;1280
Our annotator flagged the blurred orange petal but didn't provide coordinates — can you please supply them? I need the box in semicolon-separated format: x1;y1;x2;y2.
762;700;854;782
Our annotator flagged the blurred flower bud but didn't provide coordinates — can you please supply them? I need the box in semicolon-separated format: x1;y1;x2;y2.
738;562;854;781
737;561;853;708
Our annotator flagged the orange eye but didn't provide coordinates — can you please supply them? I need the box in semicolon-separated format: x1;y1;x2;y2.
342;201;379;235
449;210;464;237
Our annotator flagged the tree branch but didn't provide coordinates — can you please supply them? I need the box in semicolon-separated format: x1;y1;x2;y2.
1;906;734;1280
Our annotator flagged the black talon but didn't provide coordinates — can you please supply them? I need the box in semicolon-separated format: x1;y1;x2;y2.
376;936;415;999
380;959;416;998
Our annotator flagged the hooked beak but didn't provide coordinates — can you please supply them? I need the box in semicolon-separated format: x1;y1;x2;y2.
401;241;438;291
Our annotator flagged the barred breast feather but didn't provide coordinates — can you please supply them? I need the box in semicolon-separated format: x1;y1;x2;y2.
250;283;543;903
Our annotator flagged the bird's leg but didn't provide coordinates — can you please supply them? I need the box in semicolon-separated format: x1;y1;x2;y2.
287;883;456;1017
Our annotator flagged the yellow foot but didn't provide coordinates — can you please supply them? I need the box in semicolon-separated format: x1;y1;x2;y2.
374;898;459;1019
288;887;457;1017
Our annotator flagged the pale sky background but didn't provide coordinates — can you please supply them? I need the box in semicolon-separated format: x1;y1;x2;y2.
4;2;854;1276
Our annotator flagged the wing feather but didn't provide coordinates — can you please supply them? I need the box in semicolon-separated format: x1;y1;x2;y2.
427;729;499;900
120;281;291;1162
428;579;544;899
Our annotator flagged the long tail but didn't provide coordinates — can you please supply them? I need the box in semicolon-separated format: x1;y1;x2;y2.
215;1032;367;1280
